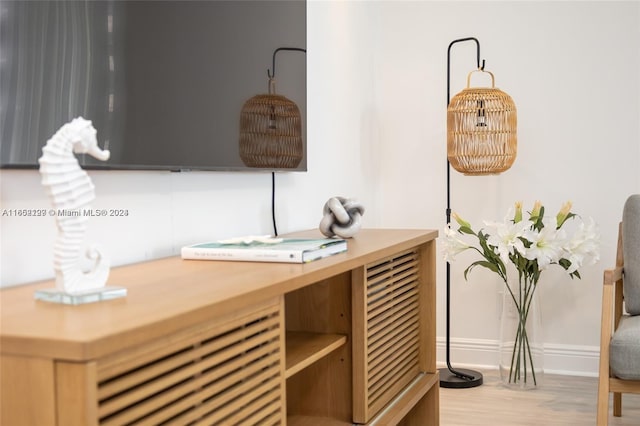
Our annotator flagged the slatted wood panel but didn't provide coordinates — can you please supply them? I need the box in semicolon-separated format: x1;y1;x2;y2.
353;249;422;423
96;302;284;426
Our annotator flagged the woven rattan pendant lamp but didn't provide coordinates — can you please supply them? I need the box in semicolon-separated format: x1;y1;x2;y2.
447;68;517;175
440;37;517;390
239;47;306;169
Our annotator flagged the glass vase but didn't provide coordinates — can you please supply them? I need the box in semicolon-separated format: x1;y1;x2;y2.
498;274;544;389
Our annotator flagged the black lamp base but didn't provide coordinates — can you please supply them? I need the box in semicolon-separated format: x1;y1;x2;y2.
438;367;483;388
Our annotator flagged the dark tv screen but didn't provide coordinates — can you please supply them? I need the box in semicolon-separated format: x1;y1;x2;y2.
0;0;307;171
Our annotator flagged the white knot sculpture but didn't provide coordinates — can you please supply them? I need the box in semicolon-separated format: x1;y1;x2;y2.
319;197;365;239
38;117;111;293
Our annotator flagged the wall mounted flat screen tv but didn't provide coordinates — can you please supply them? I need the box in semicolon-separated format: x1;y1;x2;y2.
0;0;307;171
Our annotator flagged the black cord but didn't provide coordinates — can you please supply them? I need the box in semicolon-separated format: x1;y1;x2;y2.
267;46;305;238
271;172;278;236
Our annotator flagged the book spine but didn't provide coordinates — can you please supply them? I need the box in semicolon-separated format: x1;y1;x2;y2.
181;247;303;263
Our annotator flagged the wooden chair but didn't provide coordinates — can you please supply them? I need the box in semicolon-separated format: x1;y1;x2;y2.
597;194;640;425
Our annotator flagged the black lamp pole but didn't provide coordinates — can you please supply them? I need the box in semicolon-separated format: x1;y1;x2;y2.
439;37;484;389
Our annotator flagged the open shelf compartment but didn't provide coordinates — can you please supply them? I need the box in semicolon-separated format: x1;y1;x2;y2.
285;331;347;378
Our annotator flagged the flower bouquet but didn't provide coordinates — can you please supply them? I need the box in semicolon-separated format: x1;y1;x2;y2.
443;201;600;387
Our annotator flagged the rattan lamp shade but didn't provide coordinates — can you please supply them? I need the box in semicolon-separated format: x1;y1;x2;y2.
447;70;517;175
239;81;303;169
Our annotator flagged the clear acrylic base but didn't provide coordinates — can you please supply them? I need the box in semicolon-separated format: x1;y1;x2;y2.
34;286;127;305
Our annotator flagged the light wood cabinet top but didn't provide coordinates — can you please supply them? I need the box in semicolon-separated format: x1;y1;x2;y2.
0;228;437;362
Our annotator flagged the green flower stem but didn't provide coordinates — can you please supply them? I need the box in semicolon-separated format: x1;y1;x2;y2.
523;278;539;385
503;273;539;386
503;275;522;383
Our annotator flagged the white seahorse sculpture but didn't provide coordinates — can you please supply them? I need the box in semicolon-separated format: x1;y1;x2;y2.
38;117;111;293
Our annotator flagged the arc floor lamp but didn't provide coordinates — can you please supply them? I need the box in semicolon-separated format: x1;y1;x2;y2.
440;37;517;388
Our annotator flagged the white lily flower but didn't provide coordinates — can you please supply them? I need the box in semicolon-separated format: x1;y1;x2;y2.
483;215;532;263
563;217;600;273
523;217;566;270
442;224;471;262
441;202;600;283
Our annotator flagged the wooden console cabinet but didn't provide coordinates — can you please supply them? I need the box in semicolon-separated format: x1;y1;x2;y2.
1;229;439;425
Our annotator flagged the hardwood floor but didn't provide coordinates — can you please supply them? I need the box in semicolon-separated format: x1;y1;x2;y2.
439;369;640;425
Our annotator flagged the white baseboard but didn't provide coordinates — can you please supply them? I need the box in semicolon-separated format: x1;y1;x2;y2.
436;337;600;377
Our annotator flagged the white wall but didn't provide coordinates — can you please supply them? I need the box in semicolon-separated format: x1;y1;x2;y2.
1;1;639;376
